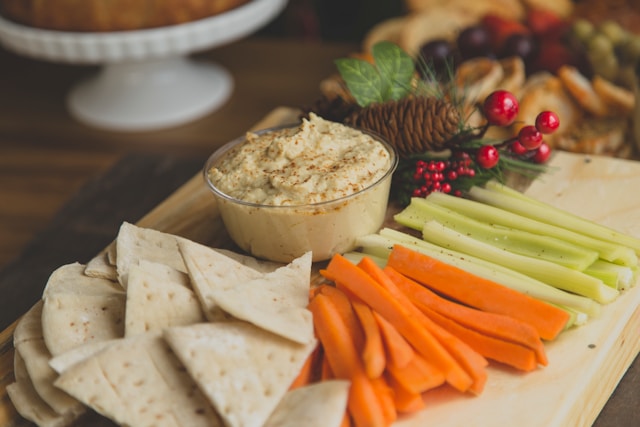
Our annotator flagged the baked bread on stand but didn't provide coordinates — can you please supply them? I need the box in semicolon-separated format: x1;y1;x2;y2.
0;0;288;132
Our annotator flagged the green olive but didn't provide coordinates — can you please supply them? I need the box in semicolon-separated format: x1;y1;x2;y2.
598;20;628;46
570;19;595;43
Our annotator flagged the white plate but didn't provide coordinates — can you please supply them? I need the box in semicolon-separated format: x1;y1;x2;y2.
0;0;288;131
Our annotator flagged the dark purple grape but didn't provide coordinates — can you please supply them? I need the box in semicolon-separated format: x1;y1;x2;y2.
457;25;492;60
418;39;458;79
501;33;539;64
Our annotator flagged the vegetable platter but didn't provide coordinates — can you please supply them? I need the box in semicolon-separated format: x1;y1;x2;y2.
0;107;638;427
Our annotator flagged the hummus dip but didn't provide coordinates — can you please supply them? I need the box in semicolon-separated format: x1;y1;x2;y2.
208;113;392;206
204;114;397;262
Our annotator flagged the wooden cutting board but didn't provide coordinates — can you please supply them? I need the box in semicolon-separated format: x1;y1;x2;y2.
1;107;639;427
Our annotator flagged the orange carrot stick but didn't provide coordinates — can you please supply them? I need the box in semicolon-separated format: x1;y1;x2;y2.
323;254;474;393
385;352;445;394
321;351;334;381
351;298;387;379
357;256;488;394
289;343;320;390
385;372;426;414
309;292;387;427
371;310;415;369
422;305;539;372
387;244;570;340
384;266;548;366
371;376;398;426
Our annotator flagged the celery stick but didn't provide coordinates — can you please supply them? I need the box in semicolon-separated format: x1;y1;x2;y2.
426;191;638;267
585;260;636;290
469;185;640;256
395;198;599;271
356;229;602;318
342;251;387;268
421;220;620;304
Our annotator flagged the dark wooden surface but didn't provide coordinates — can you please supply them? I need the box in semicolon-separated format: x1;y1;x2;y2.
0;36;357;272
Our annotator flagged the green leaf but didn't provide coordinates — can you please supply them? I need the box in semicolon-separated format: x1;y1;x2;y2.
371;41;415;101
335;58;384;107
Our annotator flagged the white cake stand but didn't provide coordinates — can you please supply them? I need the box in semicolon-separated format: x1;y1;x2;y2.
0;0;288;131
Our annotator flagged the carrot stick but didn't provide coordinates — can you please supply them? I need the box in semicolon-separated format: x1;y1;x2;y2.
321;351;334;380
340;413;352;427
385;372;426;414
356;256;488;394
371;376;398;426
422;305;539;371
385;352;445;394
309;292;387;427
289;343;320;390
371;310;415;369
351;298;387;379
384;266;548;366
387;244;570;340
323;254;474;393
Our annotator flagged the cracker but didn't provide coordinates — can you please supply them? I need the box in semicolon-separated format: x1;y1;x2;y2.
41;263;125;356
164;322;317;427
209;252;315;344
84;249;117;281
264;380;351;427
124;260;205;337
181;239;314;343
54;332;222;427
48;339;118;375
179;239;265;322
115;221;187;288
13;302;84;417
7;352;80;427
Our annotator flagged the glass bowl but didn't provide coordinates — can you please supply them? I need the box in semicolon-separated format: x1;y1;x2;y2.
203;122;398;263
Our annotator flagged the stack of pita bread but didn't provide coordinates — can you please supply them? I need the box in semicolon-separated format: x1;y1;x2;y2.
7;222;350;427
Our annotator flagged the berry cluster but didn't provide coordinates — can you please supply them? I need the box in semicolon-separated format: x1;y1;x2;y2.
478;89;559;167
410;155;476;198
399;89;559;203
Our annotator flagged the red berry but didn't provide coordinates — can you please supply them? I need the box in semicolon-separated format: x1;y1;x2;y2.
535;111;559;134
483;90;519;126
476;145;500;168
518;125;543;150
532;141;552;163
510;140;528;155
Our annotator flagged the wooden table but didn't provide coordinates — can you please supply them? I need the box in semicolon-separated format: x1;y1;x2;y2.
0;37;637;427
0;36;356;272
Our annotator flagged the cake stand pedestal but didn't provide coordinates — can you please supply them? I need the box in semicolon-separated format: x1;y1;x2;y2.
0;0;288;132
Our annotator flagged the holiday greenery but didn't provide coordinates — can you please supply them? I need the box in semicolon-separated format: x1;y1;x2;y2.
309;41;558;206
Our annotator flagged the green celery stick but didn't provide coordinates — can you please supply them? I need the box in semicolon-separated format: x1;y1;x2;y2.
584;259;636;290
395;198;599;271
426;192;637;267
469;184;640;256
420;220;619;305
355;229;602;318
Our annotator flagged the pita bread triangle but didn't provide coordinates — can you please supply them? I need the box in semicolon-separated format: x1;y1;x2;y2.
41;263;126;357
164;321;317;427
115;222;187;288
180;239;314;343
264;380;351;427
124;260;205;337
54;332;222;427
7;348;82;427
178;239;266;322
13;301;85;417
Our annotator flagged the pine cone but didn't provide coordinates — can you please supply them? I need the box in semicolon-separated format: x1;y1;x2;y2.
301;94;361;124
345;96;461;157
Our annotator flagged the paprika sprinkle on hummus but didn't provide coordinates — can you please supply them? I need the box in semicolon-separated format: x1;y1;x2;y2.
208;113;392;206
